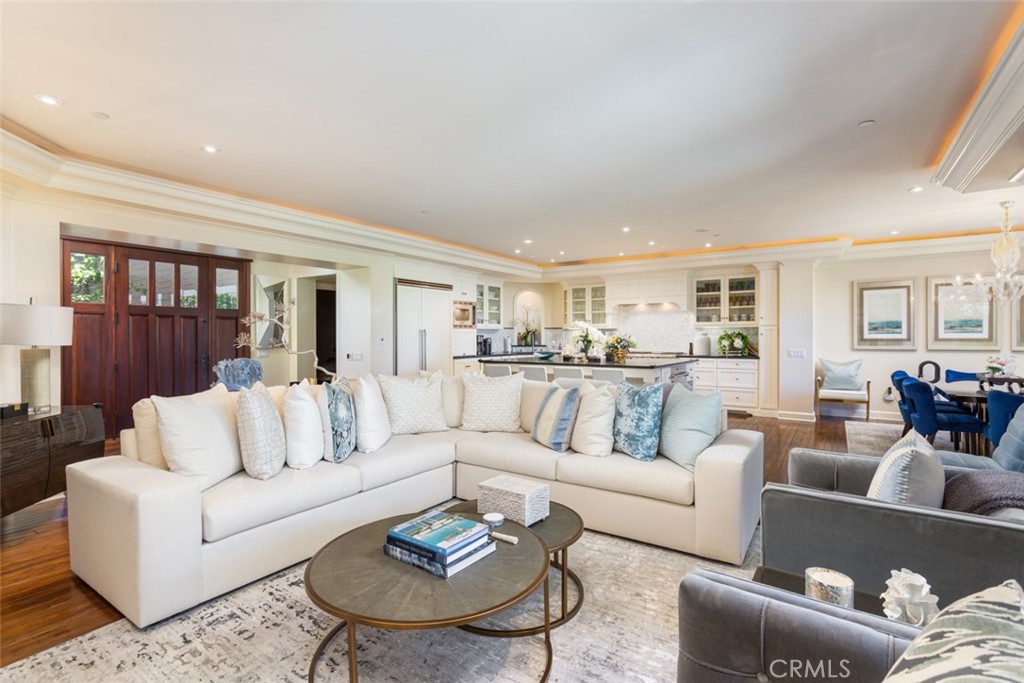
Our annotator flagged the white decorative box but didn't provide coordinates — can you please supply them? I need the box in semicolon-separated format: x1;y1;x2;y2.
477;475;549;526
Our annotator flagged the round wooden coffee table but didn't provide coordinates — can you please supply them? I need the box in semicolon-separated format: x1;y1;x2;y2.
305;512;551;682
448;499;585;637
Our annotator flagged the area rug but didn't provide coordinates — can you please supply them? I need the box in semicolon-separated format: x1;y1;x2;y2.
0;528;760;682
845;421;955;456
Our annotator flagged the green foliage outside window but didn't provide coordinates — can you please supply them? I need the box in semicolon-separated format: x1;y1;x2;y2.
70;253;105;303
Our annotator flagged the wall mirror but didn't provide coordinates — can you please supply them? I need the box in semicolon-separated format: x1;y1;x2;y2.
255;274;287;348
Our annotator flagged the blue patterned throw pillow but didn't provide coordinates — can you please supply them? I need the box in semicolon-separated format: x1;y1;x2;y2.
531;386;581;452
613;382;664;461
320;381;356;463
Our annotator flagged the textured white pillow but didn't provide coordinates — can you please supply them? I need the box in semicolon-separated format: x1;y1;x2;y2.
352;374;392;452
461;373;524;432
520;378;556;433
441;375;465;428
283;379;323;468
131;397;169;470
151;383;241;490
236;383;286;480
377;372;448;435
570;384;616;456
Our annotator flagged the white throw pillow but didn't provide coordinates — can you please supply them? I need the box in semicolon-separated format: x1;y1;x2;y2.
283;379;324;468
151;383;241;490
377;372;448;435
352;374;392;452
461;373;524;432
131;397;169;470
570;384;616;456
441;375;464;428
236;383;286;480
520;378;556;433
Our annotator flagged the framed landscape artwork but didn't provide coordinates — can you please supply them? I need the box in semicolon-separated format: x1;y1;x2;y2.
853;279;915;349
927;276;998;350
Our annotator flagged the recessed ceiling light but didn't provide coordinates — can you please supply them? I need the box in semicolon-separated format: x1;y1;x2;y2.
90;111;110;120
201;145;219;154
705;242;712;248
559;250;565;255
514;249;521;254
857;119;876;127
523;239;533;244
550;259;555;263
618;252;625;256
890;230;900;235
34;94;64;106
622;226;630;233
648;241;655;246
695;228;709;233
908;186;924;193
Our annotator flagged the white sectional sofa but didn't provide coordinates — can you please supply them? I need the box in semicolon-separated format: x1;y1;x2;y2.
67;377;763;628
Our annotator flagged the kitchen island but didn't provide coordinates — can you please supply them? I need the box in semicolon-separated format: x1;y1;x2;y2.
478;355;697;387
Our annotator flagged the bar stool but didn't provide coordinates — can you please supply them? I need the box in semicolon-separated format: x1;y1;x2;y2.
483;365;512;377
590;368;625;384
552;367;584;380
521;366;548;381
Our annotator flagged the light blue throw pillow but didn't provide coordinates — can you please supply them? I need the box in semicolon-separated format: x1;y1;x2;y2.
613;382;664;461
659;386;722;471
531;386;581;452
322;381;356;463
820;358;863;391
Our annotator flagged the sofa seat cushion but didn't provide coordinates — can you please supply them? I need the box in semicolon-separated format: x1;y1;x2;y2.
202;461;362;542
455;432;563;480
556;452;694;505
422;429;478;445
936;450;1004;470
343;434;455;491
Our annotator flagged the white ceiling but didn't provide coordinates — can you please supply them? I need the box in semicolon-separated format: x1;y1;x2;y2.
2;1;1022;265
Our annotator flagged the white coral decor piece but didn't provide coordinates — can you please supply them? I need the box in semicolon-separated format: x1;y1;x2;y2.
881;569;940;626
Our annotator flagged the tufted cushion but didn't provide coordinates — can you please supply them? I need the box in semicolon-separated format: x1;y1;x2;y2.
883;580;1024;682
659;385;722;471
866;431;944;507
377;372;447;435
531;386;581;452
820;358;864;391
613;382;664;461
236;383;286;480
461;373;524;432
993;402;1024;473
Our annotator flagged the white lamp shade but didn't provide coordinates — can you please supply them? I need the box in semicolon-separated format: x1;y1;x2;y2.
0;303;74;346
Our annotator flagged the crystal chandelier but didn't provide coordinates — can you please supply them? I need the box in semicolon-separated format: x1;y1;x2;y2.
955;201;1024;304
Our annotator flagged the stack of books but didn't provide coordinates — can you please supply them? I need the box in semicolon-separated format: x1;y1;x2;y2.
383;510;496;579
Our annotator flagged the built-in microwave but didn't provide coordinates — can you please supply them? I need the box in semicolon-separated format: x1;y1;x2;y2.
453;300;476;328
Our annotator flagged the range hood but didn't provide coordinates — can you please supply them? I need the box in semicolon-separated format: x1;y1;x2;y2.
603;273;689;316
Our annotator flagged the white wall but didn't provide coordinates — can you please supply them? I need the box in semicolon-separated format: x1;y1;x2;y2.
814;251;1003;422
779;262;816;421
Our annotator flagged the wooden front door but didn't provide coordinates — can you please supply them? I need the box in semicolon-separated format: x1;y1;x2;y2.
61;239;250;436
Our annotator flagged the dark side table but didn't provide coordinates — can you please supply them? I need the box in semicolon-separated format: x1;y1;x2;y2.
753;566;885;617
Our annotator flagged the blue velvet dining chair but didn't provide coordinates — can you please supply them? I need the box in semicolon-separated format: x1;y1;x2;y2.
944;369;979;384
890;370;961;436
903;377;985;451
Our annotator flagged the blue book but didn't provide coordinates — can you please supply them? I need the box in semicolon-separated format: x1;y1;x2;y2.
387;533;492;565
387;511;489;558
382;539;497;579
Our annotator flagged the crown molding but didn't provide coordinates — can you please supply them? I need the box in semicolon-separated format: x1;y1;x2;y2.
932;19;1024;192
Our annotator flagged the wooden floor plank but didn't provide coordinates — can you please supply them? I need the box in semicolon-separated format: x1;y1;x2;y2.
0;418;852;666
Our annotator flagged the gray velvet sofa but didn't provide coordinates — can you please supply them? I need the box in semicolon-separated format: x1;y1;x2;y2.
677;569;920;683
761;448;1024;604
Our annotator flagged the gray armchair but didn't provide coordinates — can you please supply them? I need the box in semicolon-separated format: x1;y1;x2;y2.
762;448;1024;604
678;569;919;683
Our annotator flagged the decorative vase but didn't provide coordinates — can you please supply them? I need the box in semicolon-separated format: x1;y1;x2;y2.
611;349;629;364
988;365;1004;376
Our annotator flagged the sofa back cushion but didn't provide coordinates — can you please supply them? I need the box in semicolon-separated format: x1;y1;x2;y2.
462;372;524;432
377;372;448;435
993;401;1024;472
152;383;242;490
236;383;286;480
442;375;465;428
131;396;169;470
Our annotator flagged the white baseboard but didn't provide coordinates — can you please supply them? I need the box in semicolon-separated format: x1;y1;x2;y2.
778;411;816;422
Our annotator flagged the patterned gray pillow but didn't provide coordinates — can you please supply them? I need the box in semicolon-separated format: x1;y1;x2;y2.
319;380;356;463
236;383;286;480
883;579;1024;682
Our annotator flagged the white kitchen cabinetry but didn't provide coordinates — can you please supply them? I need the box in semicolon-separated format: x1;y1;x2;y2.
758;326;779;411
454;358;479;375
693;357;759;409
396;282;453;376
693;274;758;326
452;275;476;301
756;266;779;326
476;282;502;328
452;329;477;357
564;285;607;326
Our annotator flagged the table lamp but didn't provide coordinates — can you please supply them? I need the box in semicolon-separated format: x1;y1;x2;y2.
0;301;75;414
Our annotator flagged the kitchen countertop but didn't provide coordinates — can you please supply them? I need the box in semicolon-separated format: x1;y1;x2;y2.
477;355;699;370
456;352;759;361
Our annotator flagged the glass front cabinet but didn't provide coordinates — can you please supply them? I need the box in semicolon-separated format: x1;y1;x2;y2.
693;274;757;326
476;283;502;327
564;285;607;326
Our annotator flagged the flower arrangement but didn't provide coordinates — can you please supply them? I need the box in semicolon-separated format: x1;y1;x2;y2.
514;305;540;346
717;330;751;356
986;355;1009;375
571;320;606;358
604;334;637;363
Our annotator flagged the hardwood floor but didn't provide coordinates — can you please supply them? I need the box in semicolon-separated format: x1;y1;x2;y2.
0;416;850;667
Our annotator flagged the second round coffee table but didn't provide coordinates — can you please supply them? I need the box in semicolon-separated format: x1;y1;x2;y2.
449;499;584;637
